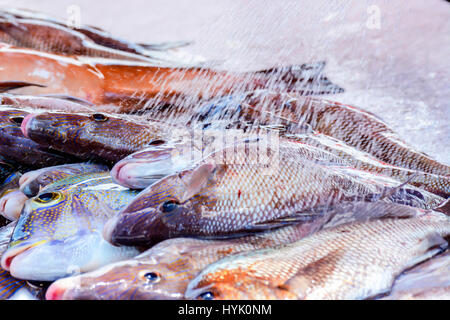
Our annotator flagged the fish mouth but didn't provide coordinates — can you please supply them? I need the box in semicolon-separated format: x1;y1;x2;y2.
45;278;72;300
111;158;171;189
20;113;35;139
1;240;44;273
0;189;28;220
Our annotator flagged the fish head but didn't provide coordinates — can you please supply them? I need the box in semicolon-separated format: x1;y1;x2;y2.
46;241;195;300
111;140;197;189
1;177;139;281
185;259;295;300
184;267;282;300
0;189;28;220
104;163;218;246
0;108;74;166
19;163;109;197
21;112;169;162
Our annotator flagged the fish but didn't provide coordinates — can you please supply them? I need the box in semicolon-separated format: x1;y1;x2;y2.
21;111;177;164
19;162;108;197
0;189;28;221
0;17;163;63
0;81;45;93
0;161;24;222
185;213;450;300
1;92;97;113
0;162;108;221
0;222;38;300
1;172;140;281
105;141;444;246
45;202;423;300
381;251;450;300
0;161;21;195
190;91;450;177
111;128;450;197
0;107;80;167
0;8;195;59
0;44;343;111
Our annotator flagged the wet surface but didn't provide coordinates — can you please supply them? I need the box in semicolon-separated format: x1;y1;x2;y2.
1;0;449;164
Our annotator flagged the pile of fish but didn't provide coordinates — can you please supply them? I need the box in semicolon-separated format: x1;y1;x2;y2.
0;8;448;300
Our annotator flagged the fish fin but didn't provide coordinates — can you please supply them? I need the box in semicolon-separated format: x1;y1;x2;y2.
434;198;450;216
402;233;448;271
377;171;420;201
323;202;421;230
38;94;94;106
243;212;325;233
277;249;344;299
180;163;217;202
138;41;193;51
253;61;345;95
0;81;46;93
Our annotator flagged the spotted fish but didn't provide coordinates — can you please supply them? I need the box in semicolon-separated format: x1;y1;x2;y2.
1;172;140;281
105;141;444;246
0;107;79;167
21;111;176;164
0;222;37;300
185;213;450;300
19;162;108;197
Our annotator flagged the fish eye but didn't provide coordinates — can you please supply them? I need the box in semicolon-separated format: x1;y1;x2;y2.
35;192;59;203
91;113;108;122
161;200;179;213
198;291;215;300
9;116;24;125
143;272;160;283
148;139;165;146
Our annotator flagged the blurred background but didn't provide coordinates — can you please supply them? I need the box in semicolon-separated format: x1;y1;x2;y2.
1;0;449;163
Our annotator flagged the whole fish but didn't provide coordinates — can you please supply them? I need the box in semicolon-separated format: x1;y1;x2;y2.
0;107;79;167
381;251;449;300
19;162;109;197
105;141;444;246
0;8;194;58
0;17;162;63
46;202;423;300
185;213;450;300
190;91;450;177
1;172;140;281
0;44;343;111
21;111;176;163
111;129;450;197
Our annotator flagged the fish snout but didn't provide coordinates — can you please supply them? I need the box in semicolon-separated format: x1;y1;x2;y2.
111;151;175;189
1;241;34;272
46;279;72;300
0;189;28;220
103;209;169;247
20;113;36;139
